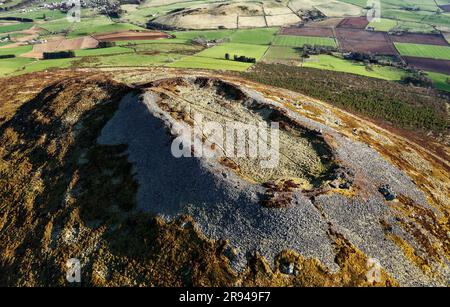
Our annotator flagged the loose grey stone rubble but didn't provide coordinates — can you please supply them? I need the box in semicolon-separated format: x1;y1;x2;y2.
98;79;449;286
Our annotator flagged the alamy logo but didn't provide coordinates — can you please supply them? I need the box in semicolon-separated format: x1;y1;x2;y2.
66;0;81;23
171;113;280;168
366;258;382;283
366;0;381;23
66;258;81;283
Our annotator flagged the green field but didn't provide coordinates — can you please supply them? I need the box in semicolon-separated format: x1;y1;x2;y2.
366;17;436;33
341;0;450;30
19;57;77;74
426;71;450;92
423;12;450;28
69;22;145;38
0;45;32;56
170;28;278;45
0;47;188;76
0;56;77;76
273;35;337;48
229;28;279;45
196;43;269;60
3;32;27;39
78;53;184;68
121;7;166;24
0;57;34;75
382;8;434;22
366;18;398;32
301;55;406;81
38;19;72;34
75;46;134;57
395;21;436;33
0;41;12;47
16;14;148;37
0;8;67;21
167;56;252;71
0;22;33;34
169;42;269;71
0;0;22;9
339;0;376;7
262;46;301;63
170;29;235;41
394;43;450;60
382;9;450;28
67;17;146;38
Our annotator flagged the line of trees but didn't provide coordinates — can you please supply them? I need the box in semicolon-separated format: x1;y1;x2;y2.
225;53;256;63
401;72;433;88
98;41;116;48
301;44;337;56
43;51;75;60
0;17;33;22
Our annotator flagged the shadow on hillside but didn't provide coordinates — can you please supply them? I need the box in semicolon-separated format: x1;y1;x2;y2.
0;77;235;286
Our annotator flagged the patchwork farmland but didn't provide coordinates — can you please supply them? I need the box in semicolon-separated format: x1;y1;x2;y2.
0;0;448;91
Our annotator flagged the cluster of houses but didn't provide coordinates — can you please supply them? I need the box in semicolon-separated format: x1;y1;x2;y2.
0;34;47;45
40;0;121;16
40;1;88;11
191;37;227;47
1;0;120;16
25;38;47;45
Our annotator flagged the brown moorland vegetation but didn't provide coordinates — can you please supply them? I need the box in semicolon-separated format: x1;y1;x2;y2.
241;63;449;148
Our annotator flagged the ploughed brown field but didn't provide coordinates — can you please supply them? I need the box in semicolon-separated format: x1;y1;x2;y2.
280;26;334;37
22;36;99;59
389;33;450;46
439;4;450;12
305;17;343;28
404;56;450;74
336;28;398;55
337;17;369;29
93;30;171;42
